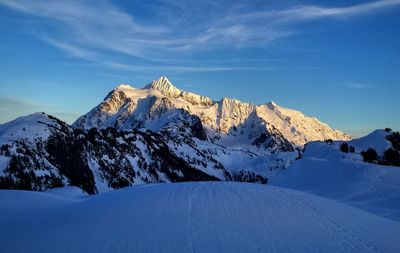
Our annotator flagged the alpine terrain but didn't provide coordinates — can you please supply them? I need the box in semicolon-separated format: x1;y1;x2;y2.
1;0;399;251
0;77;350;193
1;77;400;253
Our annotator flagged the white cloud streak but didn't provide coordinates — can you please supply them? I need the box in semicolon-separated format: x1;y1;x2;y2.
345;82;369;89
1;0;399;72
0;96;82;124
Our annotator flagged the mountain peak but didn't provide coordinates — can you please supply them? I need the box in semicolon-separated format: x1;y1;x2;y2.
76;77;351;145
144;76;181;98
103;84;135;101
265;101;278;109
115;84;135;90
0;112;62;143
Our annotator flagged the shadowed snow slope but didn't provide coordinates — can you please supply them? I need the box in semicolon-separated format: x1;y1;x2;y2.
347;129;391;155
1;182;399;253
271;137;400;221
0;186;86;211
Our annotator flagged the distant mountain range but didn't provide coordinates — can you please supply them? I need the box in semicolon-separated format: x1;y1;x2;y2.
0;77;353;193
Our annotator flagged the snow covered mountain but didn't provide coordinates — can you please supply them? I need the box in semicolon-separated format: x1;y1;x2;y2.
1;79;399;252
0;113;274;193
0;77;353;193
73;76;350;150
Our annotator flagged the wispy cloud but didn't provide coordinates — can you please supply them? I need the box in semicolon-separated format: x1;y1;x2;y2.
49;112;81;124
206;0;400;47
0;96;44;123
1;0;399;72
41;38;284;73
43;37;100;61
0;96;80;124
345;82;369;89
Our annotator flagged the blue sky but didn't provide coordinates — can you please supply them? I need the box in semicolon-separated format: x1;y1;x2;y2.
0;0;399;137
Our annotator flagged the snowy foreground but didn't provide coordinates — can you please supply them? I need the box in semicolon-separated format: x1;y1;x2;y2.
1;182;400;253
272;131;400;221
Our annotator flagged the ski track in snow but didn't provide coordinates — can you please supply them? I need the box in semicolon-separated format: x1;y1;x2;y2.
1;182;399;253
280;190;380;253
225;184;379;252
193;184;269;253
187;184;200;253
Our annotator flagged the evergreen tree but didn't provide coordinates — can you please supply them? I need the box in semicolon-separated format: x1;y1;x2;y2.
383;148;400;166
361;148;378;163
340;143;349;153
325;139;333;145
387;131;400;151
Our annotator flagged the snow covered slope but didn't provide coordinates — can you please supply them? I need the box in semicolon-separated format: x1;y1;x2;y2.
0;113;73;191
0;112;63;143
347;129;391;155
272;130;400;221
0;186;86;210
1;182;399;253
0;113;275;193
73;77;350;149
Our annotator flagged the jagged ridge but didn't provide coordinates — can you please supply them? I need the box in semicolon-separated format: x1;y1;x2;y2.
74;76;350;149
